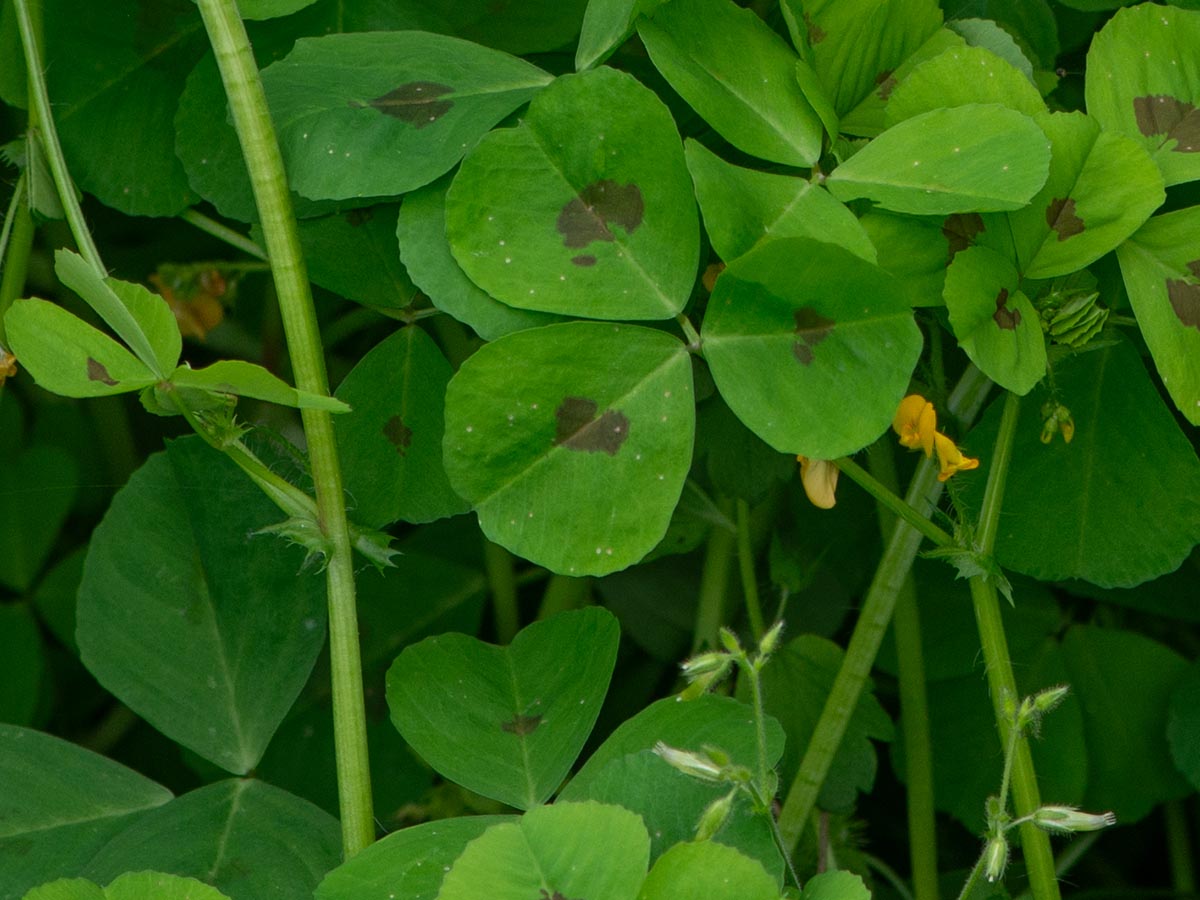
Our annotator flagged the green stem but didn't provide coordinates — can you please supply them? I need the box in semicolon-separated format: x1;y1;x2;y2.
536;574;589;620
181;208;268;260
869;441;940;900
0;173;33;347
484;539;520;643
1166;798;1197;895
965;391;1059;900
693;498;737;652
955;851;989;900
675;312;701;350
12;0;102;272
778;365;991;852
744;661;771;791
836;456;954;548
195;0;373;856
735;499;765;642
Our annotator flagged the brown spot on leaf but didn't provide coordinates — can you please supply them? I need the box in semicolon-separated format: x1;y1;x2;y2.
792;307;835;366
993;288;1021;330
345;208;374;227
875;69;897;101
803;11;826;43
86;357;118;385
1133;95;1200;153
502;714;543;736
1046;197;1085;241
351;81;454;128
539;891;581;900
571;254;597;267
1167;279;1200;330
1187;259;1200;279
556;180;644;249
553;396;630;455
383;415;413;456
942;213;985;265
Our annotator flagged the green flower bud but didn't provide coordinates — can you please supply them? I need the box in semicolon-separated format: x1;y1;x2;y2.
1033;805;1116;834
984;835;1010;883
695;791;736;841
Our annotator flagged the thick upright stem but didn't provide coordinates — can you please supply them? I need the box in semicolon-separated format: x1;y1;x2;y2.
778;365;991;851
968;391;1059;900
736;499;765;641
693;499;737;652
195;0;373;856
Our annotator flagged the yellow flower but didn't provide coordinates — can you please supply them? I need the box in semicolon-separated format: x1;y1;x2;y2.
933;432;979;482
892;394;937;458
0;347;17;387
797;455;839;509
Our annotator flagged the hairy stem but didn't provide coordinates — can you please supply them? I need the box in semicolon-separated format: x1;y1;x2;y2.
966;391;1059;900
195;0;373;856
778;365;991;851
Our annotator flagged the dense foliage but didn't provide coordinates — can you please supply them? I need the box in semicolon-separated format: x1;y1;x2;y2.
1;0;1199;898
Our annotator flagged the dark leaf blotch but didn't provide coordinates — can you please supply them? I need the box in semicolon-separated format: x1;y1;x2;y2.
86;357;118;385
1167;279;1200;330
502;714;543;736
383;415;413;456
792;307;835;366
556;180;644;250
1186;259;1200;279
553;396;630;456
942;213;985;265
1133;95;1200;153
875;69;897;101
993;287;1020;331
804;11;826;44
572;255;598;267
1046;197;1085;241
353;81;454;128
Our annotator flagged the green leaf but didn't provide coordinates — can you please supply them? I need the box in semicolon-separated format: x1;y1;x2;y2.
1167;658;1200;791
0;605;44;725
780;0;944;117
25;872;231;900
943;245;1046;394
1085;3;1200;187
0;445;76;592
0;725;172;900
576;0;666;70
443;322;695;575
702;237;922;459
1005;111;1164;280
565;694;785;798
803;870;872;900
1117;206;1200;425
31;547;85;653
750;635;894;813
231;0;317;18
315;816;514;900
264;205;417;310
684;139;875;264
446;67;700;320
884;45;1045;124
261;31;552;201
45;0;203;216
386;608;619;809
333;326;469;527
561;695;785;876
437;802;649;900
168;359;348;412
947;17;1036;81
4;300;157;398
77;438;327;774
858;211;949;307
961;339;1200;587
80;780;340;899
826;104;1051;215
700;397;796;503
640;841;780;900
55;250;178;378
1062;625;1191;822
942;0;1059;70
837;28;968;138
638;0;823;166
396;175;563;340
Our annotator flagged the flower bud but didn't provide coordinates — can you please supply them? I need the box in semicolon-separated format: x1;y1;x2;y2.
719;627;743;655
1033;805;1116;834
984;835;1009;883
695;791;736;841
759;620;785;657
654;743;723;782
